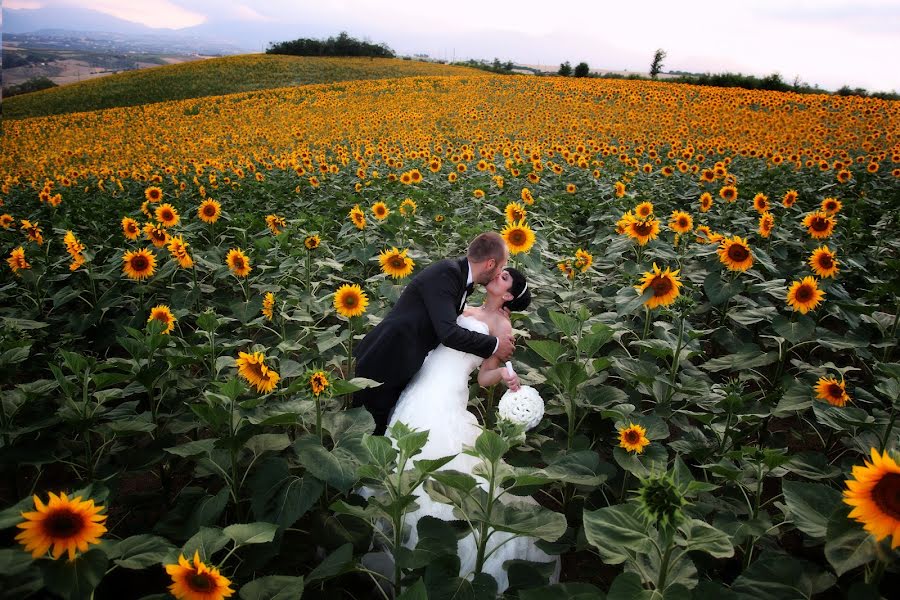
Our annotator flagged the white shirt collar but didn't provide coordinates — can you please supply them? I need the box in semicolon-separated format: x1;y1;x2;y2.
466;261;474;287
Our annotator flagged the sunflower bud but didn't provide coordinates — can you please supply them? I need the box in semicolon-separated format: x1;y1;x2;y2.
636;471;688;531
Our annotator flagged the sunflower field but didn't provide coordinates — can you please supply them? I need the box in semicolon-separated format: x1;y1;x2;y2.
1;67;899;599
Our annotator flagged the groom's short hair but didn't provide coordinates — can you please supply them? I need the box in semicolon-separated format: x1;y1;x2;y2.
467;232;506;263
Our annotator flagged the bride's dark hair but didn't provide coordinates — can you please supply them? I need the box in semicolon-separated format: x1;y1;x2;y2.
503;267;531;312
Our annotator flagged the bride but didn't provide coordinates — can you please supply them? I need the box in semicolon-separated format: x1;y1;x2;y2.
386;266;560;591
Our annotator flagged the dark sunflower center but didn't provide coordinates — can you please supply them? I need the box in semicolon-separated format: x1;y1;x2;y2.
509;230;526;245
811;217;829;231
155;313;170;324
677;217;688;228
825;201;837;211
818;255;834;269
650;275;673;297
624;430;641;444
162;210;173;220
131;255;149;270
233;257;244;269
872;473;900;520
633;222;653;236
188;572;215;592
203;205;216;216
826;383;844;398
343;295;358;308
727;244;750;262
795;284;814;302
388;256;406;269
45;509;83;538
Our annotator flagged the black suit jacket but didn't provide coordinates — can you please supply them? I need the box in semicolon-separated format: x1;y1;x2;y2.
355;257;497;388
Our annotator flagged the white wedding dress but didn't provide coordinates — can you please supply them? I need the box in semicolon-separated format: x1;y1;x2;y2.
387;314;561;592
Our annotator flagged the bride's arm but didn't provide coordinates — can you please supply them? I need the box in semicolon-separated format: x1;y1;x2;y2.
476;320;520;390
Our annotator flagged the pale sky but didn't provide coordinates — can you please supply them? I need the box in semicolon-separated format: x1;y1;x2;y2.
7;0;900;92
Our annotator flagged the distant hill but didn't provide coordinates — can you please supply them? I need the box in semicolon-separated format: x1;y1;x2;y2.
2;54;488;120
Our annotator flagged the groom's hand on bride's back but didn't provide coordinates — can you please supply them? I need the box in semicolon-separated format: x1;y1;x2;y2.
495;335;515;361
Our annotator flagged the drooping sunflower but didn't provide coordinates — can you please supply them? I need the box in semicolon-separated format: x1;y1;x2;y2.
699;192;713;213
815;375;850;407
668;210;693;234
379;247;415;279
803;211;836;239
614;181;626;197
334;283;369;318
166;551;235;600
155;203;180;228
636;262;682;309
144;186;163;203
148;305;177;335
618;423;651;454
122;248;157;281
786;276;825;314
574;249;593;273
635;202;654;219
309;371;330;396
399;198;417;216
262;292;275;320
821;197;842;215
122;216;141;240
198;199;221;224
143;222;170;248
15;492;107;559
304;234;321;250
626;217;660;246
501;219;536;255
505;202;527;223
167;235;193;269
371;201;390;220
809;245;839;278
719;185;738;202
265;214;286;236
7;246;31;274
20;219;43;245
235;351;280;393
758;212;775;238
226;248;251;277
558;260;575;279
521;187;534;205
717;236;754;272
349;205;366;230
843;448;900;548
64;231;86;271
782;190;798;208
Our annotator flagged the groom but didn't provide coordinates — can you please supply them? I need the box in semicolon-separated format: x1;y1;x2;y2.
353;232;516;435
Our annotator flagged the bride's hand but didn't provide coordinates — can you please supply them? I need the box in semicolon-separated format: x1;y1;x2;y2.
500;368;520;392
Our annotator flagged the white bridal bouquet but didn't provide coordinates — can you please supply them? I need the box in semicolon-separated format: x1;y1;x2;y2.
498;363;544;430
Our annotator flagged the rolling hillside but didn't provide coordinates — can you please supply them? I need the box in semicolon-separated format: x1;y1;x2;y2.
2;54;489;120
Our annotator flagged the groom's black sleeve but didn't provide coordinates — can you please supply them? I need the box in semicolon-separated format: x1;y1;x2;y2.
421;265;497;359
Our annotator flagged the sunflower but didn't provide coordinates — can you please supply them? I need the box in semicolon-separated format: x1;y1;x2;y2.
122;248;156;281
409;169;422;183
0;214;14;229
505;202;527;223
226;248;251;277
399;198;417;216
821;197;842;214
166;551;235;600
372;201;389;220
449;172;459;182
349;205;366;230
265;214;286;236
758;212;774;238
148;305;176;334
399;172;412;185
815;375;850;407
836;169;852;183
235;351;280;393
717;235;754;272
144;222;170;248
20;220;43;246
634;202;654;219
699;192;713;213
262;292;275;320
7;246;31;274
719;185;737;202
786;276;825;314
63;230;85;257
668;210;693;234
843;448;900;548
752;193;770;214
304;234;321;250
145;186;163;203
122;216;141;240
566;183;577;194
558;260;575;279
15;492;107;560
334;283;368;318
167;235;193;269
574;249;593;273
309;371;330;396
521;188;534;205
809;245;839;278
782;190;798;208
155;203;180;228
198;199;221;223
636;262;682;309
501;219;536;255
614;181;626;197
379;247;415;279
626;217;660;246
434;215;444;223
802;211;836;239
618;423;650;454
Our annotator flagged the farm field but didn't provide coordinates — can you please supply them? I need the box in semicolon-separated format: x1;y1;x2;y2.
1;64;899;599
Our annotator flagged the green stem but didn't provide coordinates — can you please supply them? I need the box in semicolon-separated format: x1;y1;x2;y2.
315;396;323;444
474;460;497;575
880;404;897;453
665;315;685;404
656;532;674;591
